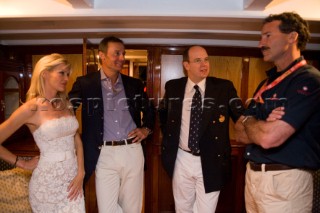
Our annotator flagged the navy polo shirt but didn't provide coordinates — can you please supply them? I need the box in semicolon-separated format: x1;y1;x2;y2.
245;57;320;170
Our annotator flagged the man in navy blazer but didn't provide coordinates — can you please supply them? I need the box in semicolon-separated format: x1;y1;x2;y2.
69;36;155;213
159;45;244;213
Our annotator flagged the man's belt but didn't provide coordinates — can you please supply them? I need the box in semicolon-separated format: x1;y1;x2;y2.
98;137;135;149
179;147;200;156
249;161;294;172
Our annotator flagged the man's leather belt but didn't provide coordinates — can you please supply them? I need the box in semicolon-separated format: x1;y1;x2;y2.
249;161;294;172
179;147;200;156
99;137;134;148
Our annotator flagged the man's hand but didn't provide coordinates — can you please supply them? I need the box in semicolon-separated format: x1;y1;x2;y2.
235;115;251;144
266;107;285;122
128;128;150;143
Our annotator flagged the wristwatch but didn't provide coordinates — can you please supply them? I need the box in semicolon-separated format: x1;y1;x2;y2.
144;127;153;135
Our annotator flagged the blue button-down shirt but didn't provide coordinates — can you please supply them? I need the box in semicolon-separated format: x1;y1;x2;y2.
100;70;137;141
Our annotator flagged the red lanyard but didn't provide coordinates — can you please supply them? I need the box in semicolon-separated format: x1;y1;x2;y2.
254;59;307;103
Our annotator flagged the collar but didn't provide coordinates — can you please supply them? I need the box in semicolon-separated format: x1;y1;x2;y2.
100;69;122;85
186;78;206;94
266;56;304;83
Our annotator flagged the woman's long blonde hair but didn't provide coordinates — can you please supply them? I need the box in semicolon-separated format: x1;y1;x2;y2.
26;53;71;101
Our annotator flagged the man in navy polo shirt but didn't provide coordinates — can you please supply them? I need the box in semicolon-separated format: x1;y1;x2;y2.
235;12;320;213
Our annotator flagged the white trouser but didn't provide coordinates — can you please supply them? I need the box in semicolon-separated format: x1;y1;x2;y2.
173;148;220;213
245;162;313;213
95;143;144;213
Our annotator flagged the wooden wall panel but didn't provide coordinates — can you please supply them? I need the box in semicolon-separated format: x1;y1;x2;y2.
208;56;242;93
209;56;243;140
160;55;184;97
158;54;184;212
247;58;272;105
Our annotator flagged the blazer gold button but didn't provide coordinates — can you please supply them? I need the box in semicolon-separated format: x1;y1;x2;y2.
219;115;225;122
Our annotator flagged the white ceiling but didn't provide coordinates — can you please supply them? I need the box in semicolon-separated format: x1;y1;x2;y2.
1;0;320;19
0;0;320;49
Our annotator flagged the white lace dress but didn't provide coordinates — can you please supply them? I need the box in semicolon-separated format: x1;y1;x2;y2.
29;116;85;213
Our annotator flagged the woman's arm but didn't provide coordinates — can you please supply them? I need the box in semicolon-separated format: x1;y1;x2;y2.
67;131;85;201
0;101;37;169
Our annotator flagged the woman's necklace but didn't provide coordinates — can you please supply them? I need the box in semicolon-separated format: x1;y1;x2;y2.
39;96;51;103
39;96;64;109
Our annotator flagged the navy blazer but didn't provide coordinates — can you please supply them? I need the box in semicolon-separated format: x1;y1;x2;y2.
159;77;244;193
69;71;155;182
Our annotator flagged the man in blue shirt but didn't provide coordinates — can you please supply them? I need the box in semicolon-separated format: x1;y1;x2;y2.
235;12;320;213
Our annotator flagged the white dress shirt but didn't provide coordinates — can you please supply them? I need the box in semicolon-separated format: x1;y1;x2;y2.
179;78;206;151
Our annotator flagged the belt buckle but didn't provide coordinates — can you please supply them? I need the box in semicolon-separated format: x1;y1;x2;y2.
192;151;200;156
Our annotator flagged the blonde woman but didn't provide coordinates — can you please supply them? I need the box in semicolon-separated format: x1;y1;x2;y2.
0;53;85;212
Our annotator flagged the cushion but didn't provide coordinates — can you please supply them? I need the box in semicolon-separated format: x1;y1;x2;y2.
0;167;32;213
313;170;320;213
